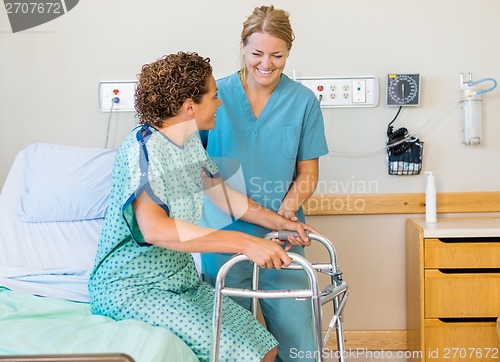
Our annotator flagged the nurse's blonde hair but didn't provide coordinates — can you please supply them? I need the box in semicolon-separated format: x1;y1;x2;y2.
240;5;295;78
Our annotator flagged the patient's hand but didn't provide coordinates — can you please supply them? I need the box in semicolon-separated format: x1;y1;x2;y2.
242;236;293;269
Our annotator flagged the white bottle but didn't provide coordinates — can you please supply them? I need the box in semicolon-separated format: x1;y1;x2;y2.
425;171;437;223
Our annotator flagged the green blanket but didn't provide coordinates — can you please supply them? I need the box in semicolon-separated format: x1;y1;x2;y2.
0;287;199;362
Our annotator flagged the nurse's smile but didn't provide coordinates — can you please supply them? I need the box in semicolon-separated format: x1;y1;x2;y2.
257;68;273;75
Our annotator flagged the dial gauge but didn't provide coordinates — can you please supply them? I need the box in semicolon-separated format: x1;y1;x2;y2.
386;74;420;106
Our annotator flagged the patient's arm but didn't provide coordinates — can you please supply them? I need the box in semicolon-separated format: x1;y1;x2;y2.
132;191;294;269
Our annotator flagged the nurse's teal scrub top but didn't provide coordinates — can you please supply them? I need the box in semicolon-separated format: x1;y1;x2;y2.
200;72;329;237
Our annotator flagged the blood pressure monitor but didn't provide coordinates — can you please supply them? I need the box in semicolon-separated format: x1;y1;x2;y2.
386;73;420;106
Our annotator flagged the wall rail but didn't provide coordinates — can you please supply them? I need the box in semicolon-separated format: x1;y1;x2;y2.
304;192;500;215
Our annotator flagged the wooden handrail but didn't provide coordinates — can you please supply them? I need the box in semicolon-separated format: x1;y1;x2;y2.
303;192;500;215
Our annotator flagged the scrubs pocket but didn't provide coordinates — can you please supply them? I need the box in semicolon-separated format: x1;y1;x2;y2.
280;126;301;158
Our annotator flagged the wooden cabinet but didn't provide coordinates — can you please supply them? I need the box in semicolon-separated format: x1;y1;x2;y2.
406;218;500;361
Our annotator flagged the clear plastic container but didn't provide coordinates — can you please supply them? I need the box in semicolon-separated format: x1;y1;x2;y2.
460;86;482;145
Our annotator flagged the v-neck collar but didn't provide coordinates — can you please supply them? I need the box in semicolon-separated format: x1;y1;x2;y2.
142;124;187;149
233;73;287;134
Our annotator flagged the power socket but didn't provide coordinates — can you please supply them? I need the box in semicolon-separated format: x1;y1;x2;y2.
297;76;378;108
98;81;137;112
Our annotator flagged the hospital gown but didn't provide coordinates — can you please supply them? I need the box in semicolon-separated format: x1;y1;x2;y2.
88;124;277;362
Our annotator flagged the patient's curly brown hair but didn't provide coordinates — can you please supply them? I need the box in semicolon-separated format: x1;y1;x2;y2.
135;51;213;127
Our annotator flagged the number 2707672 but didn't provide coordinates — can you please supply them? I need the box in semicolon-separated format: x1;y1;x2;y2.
5;2;62;14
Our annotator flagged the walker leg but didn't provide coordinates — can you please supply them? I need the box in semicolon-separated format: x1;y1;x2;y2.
312;295;324;362
332;283;347;362
210;280;224;362
335;316;346;362
251;262;259;318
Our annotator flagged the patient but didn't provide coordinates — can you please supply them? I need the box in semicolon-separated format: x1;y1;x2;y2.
88;51;314;362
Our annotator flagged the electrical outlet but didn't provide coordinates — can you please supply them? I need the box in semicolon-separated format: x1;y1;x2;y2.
297;76;378;108
98;81;137;112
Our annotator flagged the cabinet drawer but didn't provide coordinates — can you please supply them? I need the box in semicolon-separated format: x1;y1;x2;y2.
425;319;500;362
425;270;500;318
425;238;500;268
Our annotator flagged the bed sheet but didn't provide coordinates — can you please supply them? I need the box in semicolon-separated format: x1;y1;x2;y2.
0;266;89;302
0;148;102;270
0;287;199;362
0;148;104;301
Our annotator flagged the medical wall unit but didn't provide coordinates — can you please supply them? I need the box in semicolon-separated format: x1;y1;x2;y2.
98;81;137;112
297;76;378;108
406;218;500;361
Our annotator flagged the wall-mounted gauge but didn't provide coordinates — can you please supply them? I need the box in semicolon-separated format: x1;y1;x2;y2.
386;74;420;106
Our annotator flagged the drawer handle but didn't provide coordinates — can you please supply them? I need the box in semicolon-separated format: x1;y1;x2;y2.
438;237;500;243
438;268;500;274
439;317;498;323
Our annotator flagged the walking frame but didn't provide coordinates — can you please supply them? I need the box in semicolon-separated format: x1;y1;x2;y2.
211;231;348;362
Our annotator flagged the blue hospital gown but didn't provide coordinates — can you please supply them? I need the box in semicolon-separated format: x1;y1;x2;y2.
88;124;277;362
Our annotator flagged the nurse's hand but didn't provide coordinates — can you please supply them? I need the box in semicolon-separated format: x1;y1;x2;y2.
277;208;298;222
274;220;317;250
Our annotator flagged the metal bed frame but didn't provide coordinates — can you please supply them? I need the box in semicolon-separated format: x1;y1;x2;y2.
0;355;134;362
211;231;348;362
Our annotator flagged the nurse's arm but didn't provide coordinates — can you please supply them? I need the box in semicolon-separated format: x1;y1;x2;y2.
278;158;319;220
203;176;315;245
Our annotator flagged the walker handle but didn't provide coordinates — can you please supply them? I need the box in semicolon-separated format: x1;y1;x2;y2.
277;230;311;241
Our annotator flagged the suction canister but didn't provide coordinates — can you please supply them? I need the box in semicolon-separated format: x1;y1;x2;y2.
459;85;482;145
459;73;497;145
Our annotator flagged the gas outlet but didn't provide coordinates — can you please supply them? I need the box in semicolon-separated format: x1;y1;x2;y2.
98;81;137;112
352;79;366;103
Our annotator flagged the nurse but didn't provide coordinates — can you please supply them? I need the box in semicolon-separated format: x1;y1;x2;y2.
200;5;328;362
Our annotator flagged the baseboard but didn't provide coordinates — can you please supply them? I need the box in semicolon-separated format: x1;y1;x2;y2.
326;330;407;351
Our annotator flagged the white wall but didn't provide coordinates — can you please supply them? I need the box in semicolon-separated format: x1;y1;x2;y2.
1;0;500;330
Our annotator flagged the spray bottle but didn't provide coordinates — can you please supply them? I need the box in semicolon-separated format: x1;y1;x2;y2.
425;172;436;223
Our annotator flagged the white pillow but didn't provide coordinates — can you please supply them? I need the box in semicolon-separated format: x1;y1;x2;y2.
17;143;116;222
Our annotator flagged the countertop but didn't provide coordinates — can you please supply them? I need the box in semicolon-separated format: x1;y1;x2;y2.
410;217;500;238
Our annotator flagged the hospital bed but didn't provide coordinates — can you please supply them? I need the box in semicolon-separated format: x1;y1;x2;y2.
0;143;199;362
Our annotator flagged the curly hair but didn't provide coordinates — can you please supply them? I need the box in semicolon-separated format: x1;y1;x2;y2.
134;51;213;127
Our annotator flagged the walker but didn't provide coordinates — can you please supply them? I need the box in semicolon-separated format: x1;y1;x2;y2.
210;231;348;362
